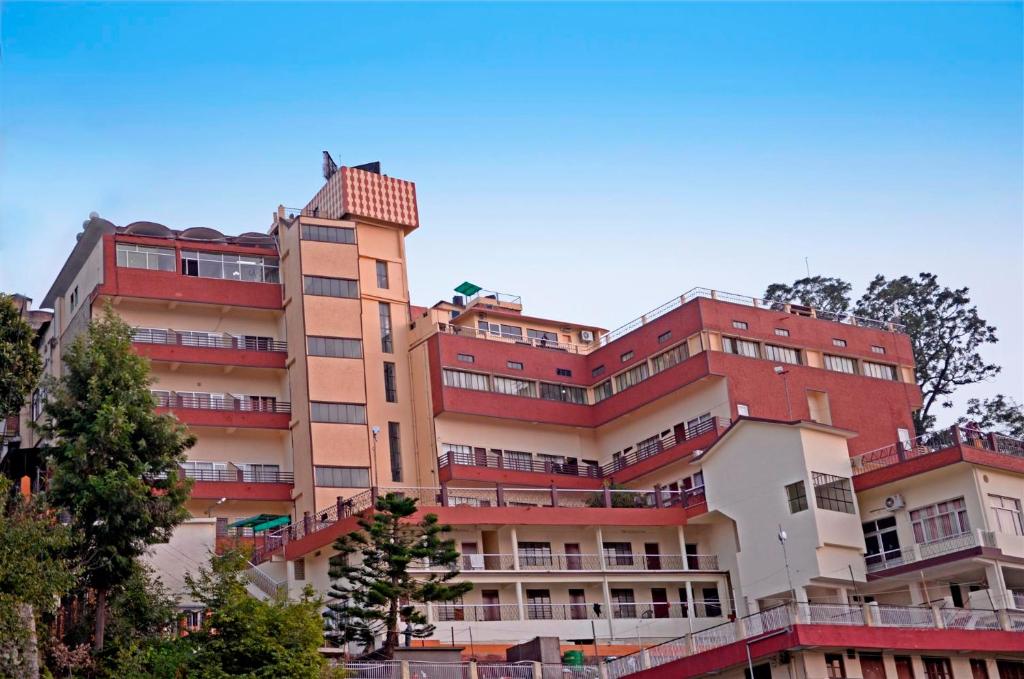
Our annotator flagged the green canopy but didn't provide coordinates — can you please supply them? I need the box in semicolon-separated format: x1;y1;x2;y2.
251;515;290;532
228;514;286;531
455;281;482;296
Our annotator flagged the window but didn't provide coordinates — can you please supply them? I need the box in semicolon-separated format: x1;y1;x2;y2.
591;365;606;378
182;250;279;283
774;328;790;337
786;481;808;513
863;516;902;570
240;335;275;351
871;345;886;355
527;329;558;346
242;463;281;482
732;321;748;330
722;336;759;358
923;658;953;679
457;353;475;363
863;361;897;380
116;243;176;271
737;404;749;417
812;472;855;513
686;413;714;436
506;361;524;370
555;368;572;377
603;542;634;566
832;338;847;348
636;435;660;459
910;498;970;543
310;402;367;424
479;321;524;340
540;382;587;404
493;376;536;398
824;354;856;374
651;344;689;374
518;543;553;567
294;558;306;581
990;494;1023;536
301;223;355;244
824;654;846;679
378;303;393;353
388;422;402;482
375;260;389;289
525;589;553;620
304;275;358;298
620;350;634;363
307;336;362;358
383;362;398;402
69;286;79;311
610;588;636;619
442;369;490;391
658;331;672;344
593;380;613;403
314;466;370;487
503;450;532;471
615;363;649;391
764;343;800;365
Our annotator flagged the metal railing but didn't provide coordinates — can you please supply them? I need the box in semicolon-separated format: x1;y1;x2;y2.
180;466;295;484
851;425;1024;476
865;530;994;574
243;562;286;599
133;328;286;352
429;603;522;622
152;391;291;414
437;323;589;355
869;603;935;628
599;418;726;476
413;552;719;573
940;607;1001;630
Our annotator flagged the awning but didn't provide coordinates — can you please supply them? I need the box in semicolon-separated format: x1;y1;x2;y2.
455;281;482;296
228;514;286;530
251;515;290;532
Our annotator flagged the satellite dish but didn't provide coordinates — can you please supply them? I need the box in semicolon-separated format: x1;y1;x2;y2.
323;151;338;180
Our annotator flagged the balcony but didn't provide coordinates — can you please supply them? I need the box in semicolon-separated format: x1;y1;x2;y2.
182;464;294;501
851;426;1024;489
423;601;719;623
865;530;997;576
411;552;720;573
133;328;287;369
153;391;291;429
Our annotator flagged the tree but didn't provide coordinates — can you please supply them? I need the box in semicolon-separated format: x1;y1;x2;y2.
0;478;76;679
958;395;1024;439
183;550;334;679
763;276;853;315
854;274;999;433
324;493;473;658
0;294;42;420
37;305;196;652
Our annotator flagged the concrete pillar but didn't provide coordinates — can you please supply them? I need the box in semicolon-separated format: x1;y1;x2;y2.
685;581;695;620
531;662;542;679
676;525;688;570
515;581;526;620
984;563;1009;609
549;482;559;508
596;527;606;569
469;661;479;679
401;661;411;679
511;527;521;570
640;649;651;669
598;663;610;679
930;604;944;629
496;484;505;507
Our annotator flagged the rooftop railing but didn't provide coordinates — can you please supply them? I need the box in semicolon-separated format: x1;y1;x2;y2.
851;425;1024;476
437;323;589;354
133;328;287;353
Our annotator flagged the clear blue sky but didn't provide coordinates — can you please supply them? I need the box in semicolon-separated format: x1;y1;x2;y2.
1;2;1021;421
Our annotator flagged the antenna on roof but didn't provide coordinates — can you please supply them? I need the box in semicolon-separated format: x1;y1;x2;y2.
322;151;338;180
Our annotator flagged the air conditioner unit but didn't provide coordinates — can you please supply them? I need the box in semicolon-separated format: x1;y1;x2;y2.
580;330;595;343
883;494;905;511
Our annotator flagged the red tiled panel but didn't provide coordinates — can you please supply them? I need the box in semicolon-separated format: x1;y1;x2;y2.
191;480;293;501
438;464;604;490
156;407;290;430
134;342;287;369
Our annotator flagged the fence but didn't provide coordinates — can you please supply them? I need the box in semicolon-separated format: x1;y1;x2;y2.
851;425;1024;476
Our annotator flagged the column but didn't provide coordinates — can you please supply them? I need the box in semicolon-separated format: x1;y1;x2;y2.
510;527;521;571
596;527;606;569
676;525;688;571
515;580;525;621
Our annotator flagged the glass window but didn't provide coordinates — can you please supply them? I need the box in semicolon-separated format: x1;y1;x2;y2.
303;275;358;298
603;543;634;567
786;481;808;513
310;402;367;424
722;336;759;358
539;382;587;404
503;450;533;471
610;588;637;619
825;654;846;679
911;498;970;543
620;350;634;362
812;472;855;513
314;466;370;487
301;224;355;244
182;250;279;283
442;369;490;391
388;422;402;482
527;329;558;346
764;344;801;365
658;331;672;344
457;353;475;363
116;243;176;271
871;345;886;354
990;494;1023;536
525;588;553;620
615;363;649;391
732;321;748;330
863;361;897;380
379;303;393;353
383;362;398;402
593;380;613;403
506;361;524;370
493;376;536;398
824;354;856;374
555;368;572;377
923;659;953;679
591;365;606;378
376;260;389;289
307;336;362;358
518;543;553;567
832;338;847;348
774;328;790;337
651;344;689;374
863;516;902;570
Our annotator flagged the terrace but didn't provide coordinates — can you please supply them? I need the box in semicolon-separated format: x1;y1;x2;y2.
152;390;291;429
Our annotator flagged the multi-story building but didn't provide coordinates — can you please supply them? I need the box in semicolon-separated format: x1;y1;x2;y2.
15;161;1023;677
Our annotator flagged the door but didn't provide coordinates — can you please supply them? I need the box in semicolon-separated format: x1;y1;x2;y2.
702;586;722;617
644;543;662;570
861;656;887;679
481;590;500;621
677;587;689;618
970;660;989;679
565;543;582;570
685;543;699;570
652;588;670;619
895;657;915;679
569;589;587;620
461;542;482;571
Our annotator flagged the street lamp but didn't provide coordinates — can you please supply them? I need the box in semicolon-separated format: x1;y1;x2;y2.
773;366;792;420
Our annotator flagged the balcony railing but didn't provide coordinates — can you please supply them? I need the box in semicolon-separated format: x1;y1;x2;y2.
865;530;996;574
437;323;589;354
133;328;287;352
421;601;721;623
180;466;295;484
411;552;720;573
851;425;1024;476
600;418;726;476
152;392;291;414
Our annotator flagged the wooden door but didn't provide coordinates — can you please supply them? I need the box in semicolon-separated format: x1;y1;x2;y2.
565;543;582;570
652;588;670;618
861;656;887;679
481;590;500;621
895;657;915;679
644;543;662;570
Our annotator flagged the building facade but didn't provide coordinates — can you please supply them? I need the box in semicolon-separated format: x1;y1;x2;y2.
15;162;1023;677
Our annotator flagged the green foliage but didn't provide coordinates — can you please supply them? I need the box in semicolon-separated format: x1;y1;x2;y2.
763;276;853;315
586;484;639;508
37;303;196;649
325;493;473;658
0;293;42;418
853;273;999;433
959;395;1024;439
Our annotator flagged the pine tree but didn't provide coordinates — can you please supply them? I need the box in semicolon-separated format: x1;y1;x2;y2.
324;493;473;658
37;304;196;652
